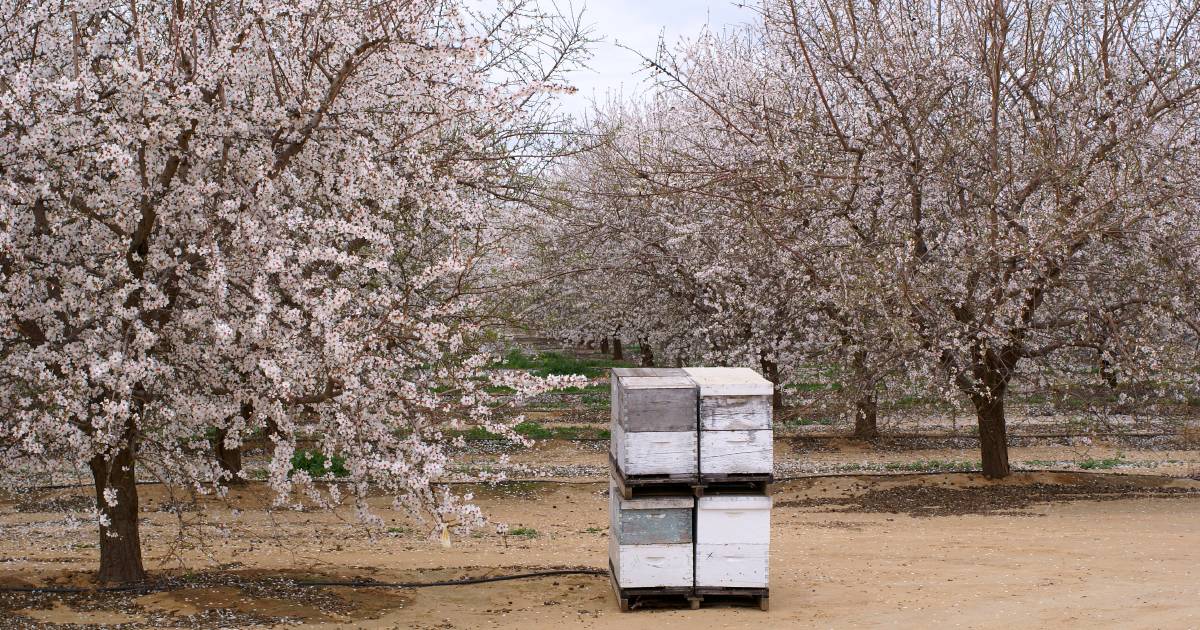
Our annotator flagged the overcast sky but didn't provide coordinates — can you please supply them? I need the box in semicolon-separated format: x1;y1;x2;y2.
553;0;753;117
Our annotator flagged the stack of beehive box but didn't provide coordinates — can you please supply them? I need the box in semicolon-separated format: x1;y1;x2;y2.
609;368;698;479
608;366;773;611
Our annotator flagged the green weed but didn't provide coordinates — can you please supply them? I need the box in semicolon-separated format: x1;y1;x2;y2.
492;349;630;378
1078;456;1124;470
290;451;349;478
883;460;979;472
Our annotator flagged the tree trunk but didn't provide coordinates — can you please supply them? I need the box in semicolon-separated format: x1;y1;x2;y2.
1099;354;1119;389
213;402;251;484
853;392;879;439
639;341;654;367
850;351;878;439
612;337;623;361
972;392;1011;479
88;418;146;584
213;426;243;482
600;338;609;355
759;358;783;409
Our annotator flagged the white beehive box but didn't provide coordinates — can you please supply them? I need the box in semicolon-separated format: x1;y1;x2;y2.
608;479;695;588
610;367;698;477
694;494;771;588
682;367;773;476
699;430;774;474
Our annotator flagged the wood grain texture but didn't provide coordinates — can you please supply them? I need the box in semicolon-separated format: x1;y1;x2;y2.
683;367;774;397
694;543;769;588
699;429;773;474
614;375;698;432
699;395;771;431
696;495;771;545
616;507;693;545
611;422;698;476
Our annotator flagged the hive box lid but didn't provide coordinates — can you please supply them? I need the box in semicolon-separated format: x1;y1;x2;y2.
697;494;773;510
683;367;774;396
615;494;695;510
618;375;697;391
612;367;688;379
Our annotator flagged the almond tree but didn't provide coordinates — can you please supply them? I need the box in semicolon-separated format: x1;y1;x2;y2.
767;0;1200;476
535;30;905;427
0;0;586;583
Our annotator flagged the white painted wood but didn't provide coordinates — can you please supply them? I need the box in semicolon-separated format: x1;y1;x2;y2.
694;543;769;588
612;543;695;588
611;422;697;476
611;367;688;378
699;429;773;474
607;479;696;589
696;495;772;545
683;367;774;397
699;396;771;431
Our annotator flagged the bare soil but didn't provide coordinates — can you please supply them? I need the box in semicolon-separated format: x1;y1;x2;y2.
2;444;1200;629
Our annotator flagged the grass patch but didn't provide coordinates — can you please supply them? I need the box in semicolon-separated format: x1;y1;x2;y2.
1078;456;1124;470
779;416;835;429
493;349;630;378
786;382;843;393
290;451;349;478
539;383;611;409
513;420;554;440
883;460;979;473
508;526;539;538
1019;460;1063;468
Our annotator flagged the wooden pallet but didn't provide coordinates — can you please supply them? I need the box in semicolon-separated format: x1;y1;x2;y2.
695;472;773;496
693;586;770;611
609;560;700;611
609;453;699;499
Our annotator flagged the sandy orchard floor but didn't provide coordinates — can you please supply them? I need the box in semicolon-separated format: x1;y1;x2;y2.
2;446;1200;629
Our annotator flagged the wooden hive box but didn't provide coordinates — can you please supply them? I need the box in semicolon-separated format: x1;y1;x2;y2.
610;367;698;477
682;367;774;476
694;494;771;588
608;478;695;588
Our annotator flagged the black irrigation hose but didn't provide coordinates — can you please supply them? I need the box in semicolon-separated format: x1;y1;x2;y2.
294;568;608;589
0;568;609;595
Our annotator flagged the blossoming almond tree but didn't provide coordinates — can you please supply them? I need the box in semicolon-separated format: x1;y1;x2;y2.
0;0;586;583
533;31;906;428
766;0;1200;476
536;0;1200;465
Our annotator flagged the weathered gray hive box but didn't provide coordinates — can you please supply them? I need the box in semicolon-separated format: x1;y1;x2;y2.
609;478;695;588
694;494;771;588
610;367;699;477
683;367;773;476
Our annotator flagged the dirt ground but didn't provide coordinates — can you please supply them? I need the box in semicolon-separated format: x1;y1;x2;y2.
3;437;1200;629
